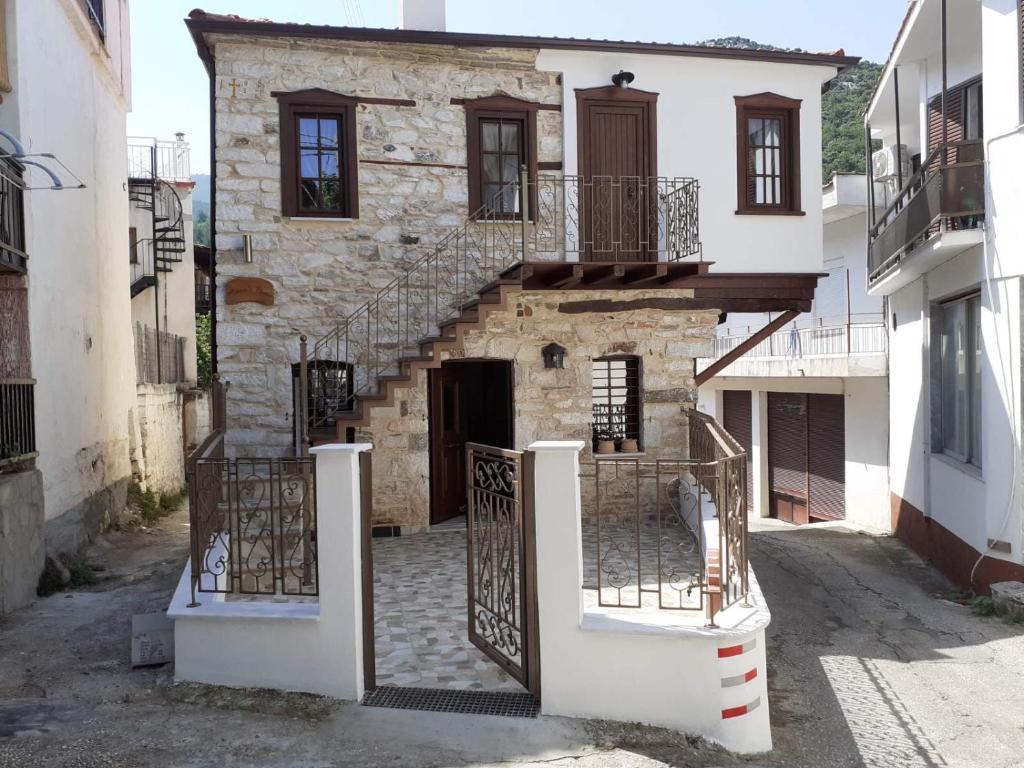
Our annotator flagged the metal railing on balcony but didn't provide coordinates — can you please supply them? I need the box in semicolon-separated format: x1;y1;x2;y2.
305;173;701;429
1;378;37;470
0;157;28;273
578;410;748;620
710;316;888;361
127;137;191;183
868;140;984;283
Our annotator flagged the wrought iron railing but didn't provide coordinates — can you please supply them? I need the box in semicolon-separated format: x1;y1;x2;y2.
134;322;187;385
303;173;701;431
709;318;887;361
578;410;748;619
0;378;37;470
868;140;984;283
127;137;191;183
0;157;27;273
188;456;318;602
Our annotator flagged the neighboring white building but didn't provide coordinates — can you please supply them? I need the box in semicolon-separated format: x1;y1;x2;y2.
866;0;1024;592
698;174;890;533
0;0;135;612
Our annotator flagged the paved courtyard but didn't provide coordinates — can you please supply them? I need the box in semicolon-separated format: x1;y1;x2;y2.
2;505;1024;767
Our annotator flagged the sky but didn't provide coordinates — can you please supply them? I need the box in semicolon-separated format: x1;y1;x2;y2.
127;0;909;176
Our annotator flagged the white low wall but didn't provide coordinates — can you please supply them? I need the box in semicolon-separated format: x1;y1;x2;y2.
531;441;772;754
133;384;186;495
167;443;370;699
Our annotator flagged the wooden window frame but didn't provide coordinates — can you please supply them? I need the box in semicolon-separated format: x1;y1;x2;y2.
591;355;643;452
464;95;538;220
276;89;359;219
734;92;803;216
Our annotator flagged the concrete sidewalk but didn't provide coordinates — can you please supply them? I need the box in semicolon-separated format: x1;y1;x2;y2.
752;521;1024;768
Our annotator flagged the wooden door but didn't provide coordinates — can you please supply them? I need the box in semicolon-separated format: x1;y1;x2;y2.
430;367;466;524
576;87;657;262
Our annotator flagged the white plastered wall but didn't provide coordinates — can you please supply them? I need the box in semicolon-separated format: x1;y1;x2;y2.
536;49;832;274
0;0;135;528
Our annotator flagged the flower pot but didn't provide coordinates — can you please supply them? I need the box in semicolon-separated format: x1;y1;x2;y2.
620;438;639;453
596;439;616;454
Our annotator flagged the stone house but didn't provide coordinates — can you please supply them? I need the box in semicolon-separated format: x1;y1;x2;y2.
185;6;857;532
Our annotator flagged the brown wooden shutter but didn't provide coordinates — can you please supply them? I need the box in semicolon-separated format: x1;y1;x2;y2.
722;390;753;512
807;394;845;520
927;88;964;167
767;393;808;499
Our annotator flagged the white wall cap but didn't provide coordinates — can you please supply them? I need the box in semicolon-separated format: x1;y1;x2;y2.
527;440;587;452
310;443;373;454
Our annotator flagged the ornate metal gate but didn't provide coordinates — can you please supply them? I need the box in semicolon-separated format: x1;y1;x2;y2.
465;443;539;697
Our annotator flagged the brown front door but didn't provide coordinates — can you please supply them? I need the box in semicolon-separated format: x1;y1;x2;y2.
430;366;465;525
429;360;514;525
576;86;658;262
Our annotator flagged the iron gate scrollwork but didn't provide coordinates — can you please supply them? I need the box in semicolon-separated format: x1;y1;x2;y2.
466;443;539;697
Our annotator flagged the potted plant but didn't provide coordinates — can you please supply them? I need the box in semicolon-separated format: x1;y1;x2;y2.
620;437;640;453
595;429;617;455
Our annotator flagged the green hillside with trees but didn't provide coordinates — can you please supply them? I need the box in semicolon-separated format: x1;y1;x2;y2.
699;38;882;182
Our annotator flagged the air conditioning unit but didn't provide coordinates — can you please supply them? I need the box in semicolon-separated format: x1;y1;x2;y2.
872;144;911;182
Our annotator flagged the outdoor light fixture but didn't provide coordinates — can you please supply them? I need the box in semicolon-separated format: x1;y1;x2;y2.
611;70;635;88
242;234;253;263
542;343;567;369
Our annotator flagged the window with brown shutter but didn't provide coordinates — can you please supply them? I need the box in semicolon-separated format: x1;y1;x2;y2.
723;390;753;513
275;89;359;219
926;76;982;167
464;96;538;220
734;93;803;215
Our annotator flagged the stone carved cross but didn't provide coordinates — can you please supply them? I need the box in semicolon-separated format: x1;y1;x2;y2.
228;78;241;98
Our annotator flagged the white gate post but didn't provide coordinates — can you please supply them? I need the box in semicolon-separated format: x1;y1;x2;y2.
310;442;372;700
527;440;586;707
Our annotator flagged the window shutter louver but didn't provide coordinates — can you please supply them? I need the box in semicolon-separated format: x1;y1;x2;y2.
767;393;808;499
807;394;846;520
926;88;963;167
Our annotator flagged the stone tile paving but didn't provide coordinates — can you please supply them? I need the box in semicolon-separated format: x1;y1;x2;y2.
372;526;523;691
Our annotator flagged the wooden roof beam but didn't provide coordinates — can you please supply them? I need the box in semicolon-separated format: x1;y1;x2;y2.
694;310;800;386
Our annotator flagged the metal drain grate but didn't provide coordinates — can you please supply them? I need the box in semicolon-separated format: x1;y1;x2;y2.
362;685;539;718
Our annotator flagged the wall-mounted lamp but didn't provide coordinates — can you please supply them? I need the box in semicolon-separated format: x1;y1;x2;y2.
242;234;254;264
542;342;567;369
611;70;635;88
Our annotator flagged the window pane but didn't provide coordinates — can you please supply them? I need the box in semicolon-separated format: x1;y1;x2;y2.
755;178;765;205
940;301;969;458
482;154;500;185
321;151;339;178
482;122;499;151
500;122;519;152
765;118;781;147
319;118;339;149
502;155;520;186
298;117;319;148
300;150;319;179
300;179;319;209
970;296;983;466
754;149;764;174
483;183;502;211
748;118;763;146
320;180;342;210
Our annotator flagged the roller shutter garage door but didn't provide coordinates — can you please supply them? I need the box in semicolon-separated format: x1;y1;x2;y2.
767;392;845;523
722;390;753;513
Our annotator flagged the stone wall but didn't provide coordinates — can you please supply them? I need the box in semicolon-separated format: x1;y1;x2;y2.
131;384;187;495
210;36;562;456
365;289;719;530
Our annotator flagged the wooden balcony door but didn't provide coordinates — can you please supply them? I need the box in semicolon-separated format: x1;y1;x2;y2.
576;86;658;262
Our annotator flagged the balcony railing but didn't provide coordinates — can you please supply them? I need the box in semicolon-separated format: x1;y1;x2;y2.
1;379;37;471
710;317;887;361
868;141;984;283
0;157;28;273
127;138;191;183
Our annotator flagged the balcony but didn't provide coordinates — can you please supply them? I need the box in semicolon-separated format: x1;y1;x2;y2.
868;142;984;295
127;137;191;183
0;157;28;273
699;317;888;378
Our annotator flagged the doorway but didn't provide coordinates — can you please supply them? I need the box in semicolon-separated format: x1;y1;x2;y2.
575;85;658;262
428;360;514;526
